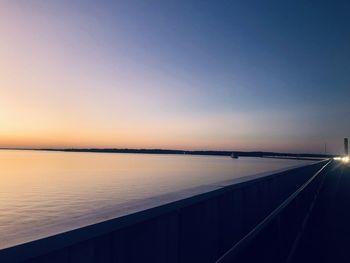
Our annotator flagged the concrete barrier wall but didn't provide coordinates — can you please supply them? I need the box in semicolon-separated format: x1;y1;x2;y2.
0;161;327;263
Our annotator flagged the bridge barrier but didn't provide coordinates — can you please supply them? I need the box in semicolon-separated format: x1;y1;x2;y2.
216;160;332;263
0;160;329;263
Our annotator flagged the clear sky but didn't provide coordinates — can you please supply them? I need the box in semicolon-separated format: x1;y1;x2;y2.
1;0;349;154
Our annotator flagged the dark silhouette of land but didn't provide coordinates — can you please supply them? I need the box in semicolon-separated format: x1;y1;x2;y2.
0;147;332;160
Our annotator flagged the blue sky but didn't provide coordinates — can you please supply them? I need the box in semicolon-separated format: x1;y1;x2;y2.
1;0;349;153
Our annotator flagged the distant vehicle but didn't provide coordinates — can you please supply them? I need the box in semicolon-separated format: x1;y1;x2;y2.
231;152;239;159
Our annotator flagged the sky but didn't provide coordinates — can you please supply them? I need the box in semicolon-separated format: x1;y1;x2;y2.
0;0;349;154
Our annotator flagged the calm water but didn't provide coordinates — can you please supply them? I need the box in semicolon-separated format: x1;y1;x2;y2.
0;150;316;249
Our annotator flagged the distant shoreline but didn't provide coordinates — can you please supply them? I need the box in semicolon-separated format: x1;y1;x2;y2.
0;147;332;160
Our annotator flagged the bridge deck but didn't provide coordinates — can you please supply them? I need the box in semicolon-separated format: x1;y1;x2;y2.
294;162;350;262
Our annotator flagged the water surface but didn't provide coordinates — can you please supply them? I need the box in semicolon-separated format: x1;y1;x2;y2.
0;150;316;249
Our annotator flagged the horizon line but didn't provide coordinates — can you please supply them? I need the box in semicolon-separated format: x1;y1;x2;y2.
0;147;335;157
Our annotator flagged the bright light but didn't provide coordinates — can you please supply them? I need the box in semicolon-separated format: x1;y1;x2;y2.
333;156;350;163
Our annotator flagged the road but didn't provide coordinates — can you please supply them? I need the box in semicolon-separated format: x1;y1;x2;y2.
293;161;350;262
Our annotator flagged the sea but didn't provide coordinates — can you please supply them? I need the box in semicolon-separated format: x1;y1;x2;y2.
0;150;316;249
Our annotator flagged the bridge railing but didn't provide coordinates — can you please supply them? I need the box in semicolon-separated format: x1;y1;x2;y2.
0;160;329;263
215;160;332;263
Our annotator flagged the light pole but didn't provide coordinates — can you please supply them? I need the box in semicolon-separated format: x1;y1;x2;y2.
345;138;348;156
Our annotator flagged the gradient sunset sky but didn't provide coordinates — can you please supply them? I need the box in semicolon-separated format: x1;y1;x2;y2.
1;1;349;154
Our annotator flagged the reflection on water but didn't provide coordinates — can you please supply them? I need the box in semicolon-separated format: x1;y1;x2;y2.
0;150;314;249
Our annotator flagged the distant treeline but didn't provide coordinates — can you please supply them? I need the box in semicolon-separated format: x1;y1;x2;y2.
27;148;333;159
